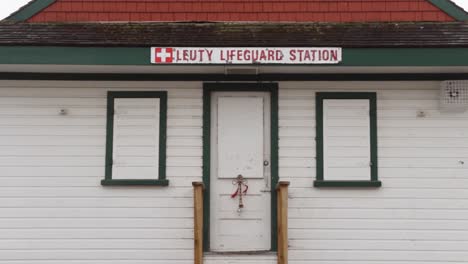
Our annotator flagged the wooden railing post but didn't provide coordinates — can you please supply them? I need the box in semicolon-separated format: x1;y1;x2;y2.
192;182;205;264
277;181;290;264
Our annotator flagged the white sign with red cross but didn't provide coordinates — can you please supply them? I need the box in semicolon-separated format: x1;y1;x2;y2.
152;48;174;63
150;47;342;64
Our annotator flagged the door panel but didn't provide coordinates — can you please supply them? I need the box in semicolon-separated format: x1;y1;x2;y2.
217;96;264;179
210;92;271;252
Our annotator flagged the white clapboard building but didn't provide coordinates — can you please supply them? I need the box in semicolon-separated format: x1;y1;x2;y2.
0;0;468;263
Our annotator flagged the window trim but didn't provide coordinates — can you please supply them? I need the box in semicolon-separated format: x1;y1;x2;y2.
101;91;168;186
315;92;381;188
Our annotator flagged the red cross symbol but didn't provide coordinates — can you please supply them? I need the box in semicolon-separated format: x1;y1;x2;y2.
154;48;173;63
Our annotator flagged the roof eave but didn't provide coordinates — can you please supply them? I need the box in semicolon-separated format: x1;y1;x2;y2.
4;0;56;22
428;0;468;21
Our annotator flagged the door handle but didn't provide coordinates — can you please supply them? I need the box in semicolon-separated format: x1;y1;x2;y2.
260;189;271;193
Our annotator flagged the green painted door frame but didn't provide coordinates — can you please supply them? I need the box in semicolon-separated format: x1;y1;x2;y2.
202;83;279;252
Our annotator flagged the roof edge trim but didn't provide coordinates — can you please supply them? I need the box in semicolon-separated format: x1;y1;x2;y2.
1;46;468;67
4;0;56;22
428;0;468;21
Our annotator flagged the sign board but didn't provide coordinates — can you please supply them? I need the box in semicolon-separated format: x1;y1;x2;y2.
151;47;342;64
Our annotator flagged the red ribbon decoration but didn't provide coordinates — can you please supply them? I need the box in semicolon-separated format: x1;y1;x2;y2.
231;184;248;198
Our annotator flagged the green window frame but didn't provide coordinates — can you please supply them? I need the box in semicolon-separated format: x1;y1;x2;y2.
101;91;168;186
315;92;381;188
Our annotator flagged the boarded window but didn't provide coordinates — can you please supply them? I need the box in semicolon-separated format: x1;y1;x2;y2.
102;91;168;186
315;92;380;187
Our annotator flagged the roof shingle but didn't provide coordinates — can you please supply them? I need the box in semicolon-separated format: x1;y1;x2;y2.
25;0;455;23
0;22;467;48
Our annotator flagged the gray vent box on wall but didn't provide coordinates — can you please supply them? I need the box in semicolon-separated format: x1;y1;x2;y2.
440;80;468;113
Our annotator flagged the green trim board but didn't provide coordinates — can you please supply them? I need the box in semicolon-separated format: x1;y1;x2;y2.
202;83;279;252
5;0;56;22
102;91;168;186
1;47;468;67
315;92;381;188
429;0;468;21
0;72;467;81
101;179;169;186
314;180;382;187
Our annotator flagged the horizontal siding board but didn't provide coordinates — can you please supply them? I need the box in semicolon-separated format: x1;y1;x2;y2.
289;173;468;186
0;262;190;264
0;218;193;229
0;166;201;177
287;209;468;220
0;127;106;136
0;261;190;264
0;177;200;187
378;168;468;178
290;240;468;250
0;239;192;249
289;198;468;209
0;229;194;239
0;187;194;198
0;145;105;156
287;188;468;199
0;107;106;116
0;197;194;208
288;229;468;241
0;262;464;264
379;128;468;138
0;249;193;260
290;219;468;231
0;208;193;218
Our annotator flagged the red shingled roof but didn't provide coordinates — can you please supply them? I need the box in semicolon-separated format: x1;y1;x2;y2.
26;0;455;23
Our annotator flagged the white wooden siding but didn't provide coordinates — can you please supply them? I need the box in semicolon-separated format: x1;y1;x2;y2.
0;80;466;264
279;81;468;264
0;81;201;264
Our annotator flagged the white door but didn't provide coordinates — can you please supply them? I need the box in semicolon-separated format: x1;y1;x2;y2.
210;92;271;252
